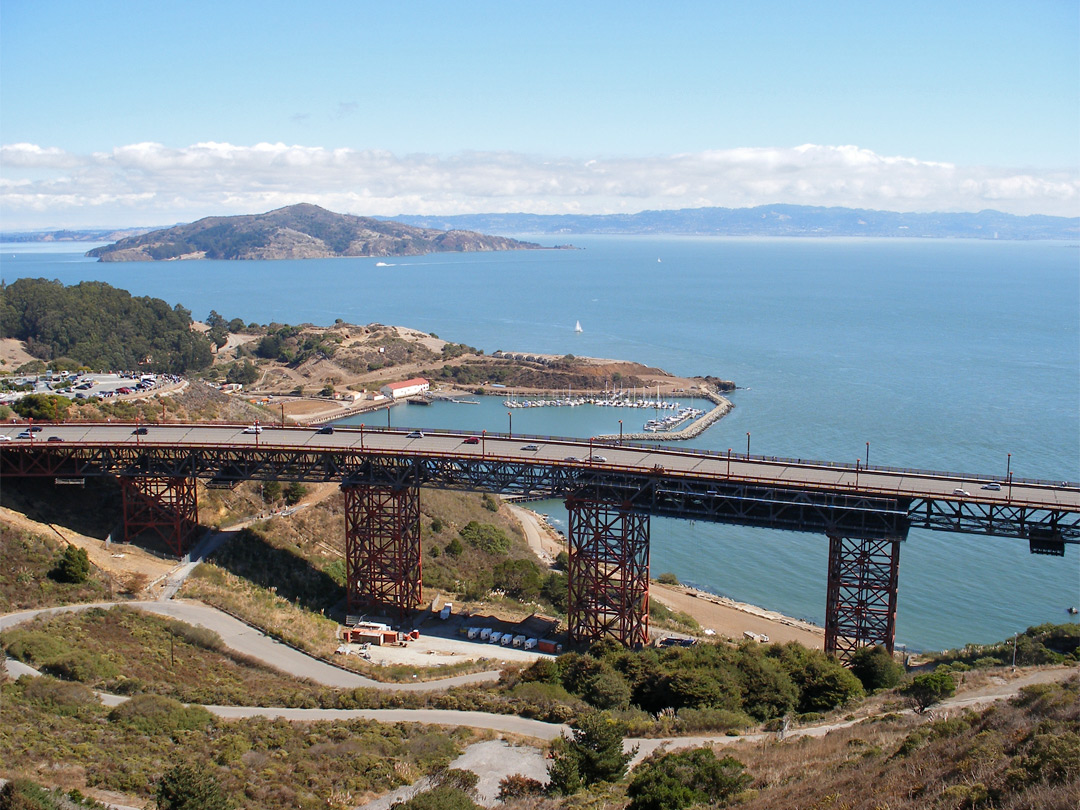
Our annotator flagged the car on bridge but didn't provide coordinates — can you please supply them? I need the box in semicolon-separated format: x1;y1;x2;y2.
317;426;334;434
242;424;263;434
521;444;539;451
462;436;480;444
981;482;1001;491
132;427;149;435
406;431;424;438
953;488;971;497
588;454;608;462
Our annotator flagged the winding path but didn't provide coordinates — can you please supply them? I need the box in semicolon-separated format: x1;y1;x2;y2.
0;600;501;692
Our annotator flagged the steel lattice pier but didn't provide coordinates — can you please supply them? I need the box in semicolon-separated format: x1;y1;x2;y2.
120;475;200;557
566;495;651;648
342;483;422;618
824;535;901;662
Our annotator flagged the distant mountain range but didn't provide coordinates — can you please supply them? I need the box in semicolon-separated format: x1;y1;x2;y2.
383;205;1079;240
4;204;1076;247
81;204;544;261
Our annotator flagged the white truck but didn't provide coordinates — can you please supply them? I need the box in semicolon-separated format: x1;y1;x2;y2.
488;631;502;644
479;627;492;642
439;602;453;620
466;627;480;640
512;634;527;648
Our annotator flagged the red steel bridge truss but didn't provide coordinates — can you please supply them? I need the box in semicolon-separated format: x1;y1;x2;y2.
2;439;1077;660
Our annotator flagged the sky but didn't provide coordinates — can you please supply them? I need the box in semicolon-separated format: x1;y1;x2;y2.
1;1;1077;229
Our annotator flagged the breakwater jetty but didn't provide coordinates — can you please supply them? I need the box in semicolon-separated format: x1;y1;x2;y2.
595;388;733;442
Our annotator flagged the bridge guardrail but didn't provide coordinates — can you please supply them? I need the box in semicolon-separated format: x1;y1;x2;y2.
5;420;1076;490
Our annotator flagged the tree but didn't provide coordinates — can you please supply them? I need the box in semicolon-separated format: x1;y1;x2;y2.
850;645;905;691
12;393;71;421
548;711;635;794
627;748;751;810
156;763;233;810
225;361;258;385
444;538;463;557
53;546;91;584
903;670;956;712
283;481;308;506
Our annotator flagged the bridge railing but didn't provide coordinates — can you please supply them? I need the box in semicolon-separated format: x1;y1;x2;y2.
9;419;1075;489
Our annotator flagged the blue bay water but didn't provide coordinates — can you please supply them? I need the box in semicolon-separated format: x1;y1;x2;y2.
2;237;1077;651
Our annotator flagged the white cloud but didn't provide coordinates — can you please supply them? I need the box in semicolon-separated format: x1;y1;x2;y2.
1;141;1076;229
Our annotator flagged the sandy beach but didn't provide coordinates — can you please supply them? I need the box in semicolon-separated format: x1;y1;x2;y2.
507;503;825;649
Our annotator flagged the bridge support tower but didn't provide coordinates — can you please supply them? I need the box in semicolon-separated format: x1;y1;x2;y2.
342;483;422;619
824;534;901;663
120;475;201;558
566;495;650;648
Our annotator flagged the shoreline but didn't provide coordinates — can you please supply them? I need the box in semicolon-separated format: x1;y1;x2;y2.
507;503;824;650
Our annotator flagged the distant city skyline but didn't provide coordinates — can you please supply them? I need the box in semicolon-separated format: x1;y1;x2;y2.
1;1;1077;229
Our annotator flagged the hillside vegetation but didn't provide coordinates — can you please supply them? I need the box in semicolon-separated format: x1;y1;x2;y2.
86;203;543;261
0;278;213;372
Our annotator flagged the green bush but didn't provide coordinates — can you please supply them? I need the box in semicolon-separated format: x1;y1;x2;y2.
902;670;957;712
108;694;214;736
156;763;235;810
849;645;905;691
627;748;752;810
52;546;92;584
656;572;680;585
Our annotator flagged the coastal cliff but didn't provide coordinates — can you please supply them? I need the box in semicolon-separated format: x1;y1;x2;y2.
86;203;543;262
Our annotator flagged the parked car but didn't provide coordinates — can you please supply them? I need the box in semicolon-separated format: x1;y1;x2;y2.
462;436;480;444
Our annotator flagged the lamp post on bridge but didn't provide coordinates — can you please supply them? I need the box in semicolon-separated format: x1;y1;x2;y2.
507;411;512;438
1007;453;1012;501
386;405;391;429
619;420;623;446
865;442;870;467
482;429;486;456
746;432;751;458
727;448;732;476
360;423;364;449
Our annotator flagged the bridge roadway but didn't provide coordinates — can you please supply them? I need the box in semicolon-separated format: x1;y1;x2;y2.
2;421;1077;521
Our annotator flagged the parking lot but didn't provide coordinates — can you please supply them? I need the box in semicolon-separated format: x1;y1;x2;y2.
0;372;186;406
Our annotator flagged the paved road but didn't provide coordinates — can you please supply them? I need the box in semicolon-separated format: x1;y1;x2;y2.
0;600;501;692
4;422;1076;510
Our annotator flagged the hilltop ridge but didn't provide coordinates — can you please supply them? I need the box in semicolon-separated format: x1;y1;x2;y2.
85;203;545;261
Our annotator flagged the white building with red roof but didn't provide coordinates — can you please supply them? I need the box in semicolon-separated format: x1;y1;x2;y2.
380;377;430;400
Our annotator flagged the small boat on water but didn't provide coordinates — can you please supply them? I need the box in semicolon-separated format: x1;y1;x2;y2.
574;321;583;333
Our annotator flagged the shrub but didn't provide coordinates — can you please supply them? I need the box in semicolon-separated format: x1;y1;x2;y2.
849;645;905;691
156;763;235;810
903;670;957;712
627;748;752;810
389;785;480;810
497;774;544;801
657;572;680;585
108;694;214;735
52;546;91;583
23;676;99;714
548;712;635;794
